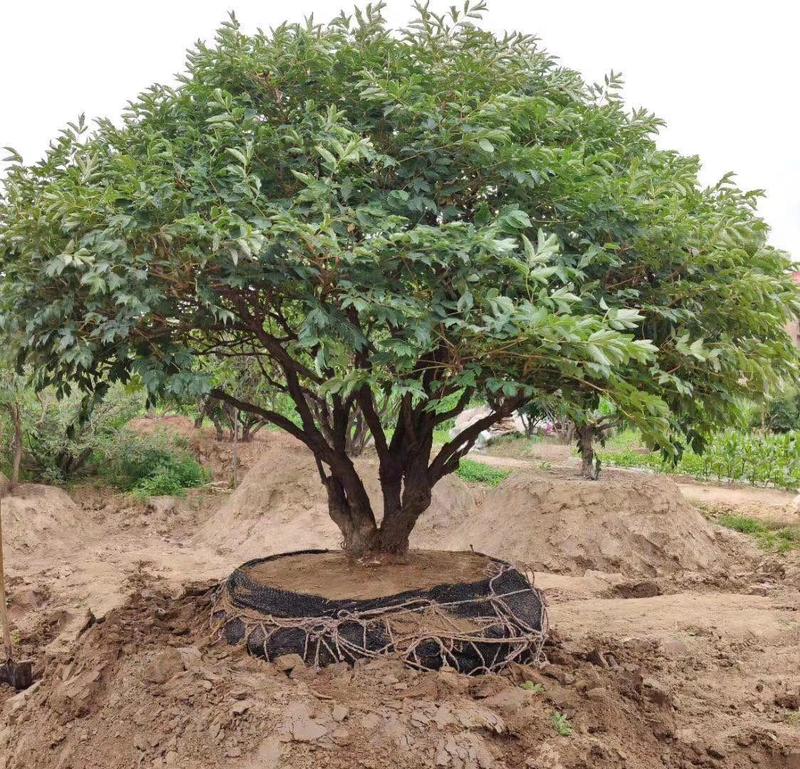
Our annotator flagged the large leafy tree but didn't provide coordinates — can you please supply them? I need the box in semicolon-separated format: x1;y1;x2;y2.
1;3;797;555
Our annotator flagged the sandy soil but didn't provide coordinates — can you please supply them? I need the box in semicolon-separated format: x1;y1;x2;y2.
244;550;493;600
1;427;799;769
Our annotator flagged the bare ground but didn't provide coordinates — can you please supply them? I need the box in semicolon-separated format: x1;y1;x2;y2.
1;426;799;769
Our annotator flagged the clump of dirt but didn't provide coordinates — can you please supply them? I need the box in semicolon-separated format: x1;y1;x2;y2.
1;484;89;554
421;472;736;577
4;585;793;769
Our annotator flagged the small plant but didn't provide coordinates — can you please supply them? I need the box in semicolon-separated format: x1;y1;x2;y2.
551;712;573;737
520;681;545;694
456;459;511;487
718;515;800;553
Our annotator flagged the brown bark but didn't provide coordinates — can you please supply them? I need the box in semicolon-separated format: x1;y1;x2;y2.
323;469;379;556
211;369;526;557
577;425;599;480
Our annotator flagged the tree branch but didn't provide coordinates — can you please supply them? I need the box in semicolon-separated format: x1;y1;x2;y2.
210;387;310;449
428;395;526;482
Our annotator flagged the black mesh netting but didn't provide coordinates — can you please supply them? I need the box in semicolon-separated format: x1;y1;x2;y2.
212;550;548;674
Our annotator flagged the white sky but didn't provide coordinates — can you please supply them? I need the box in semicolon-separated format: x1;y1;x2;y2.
1;1;798;260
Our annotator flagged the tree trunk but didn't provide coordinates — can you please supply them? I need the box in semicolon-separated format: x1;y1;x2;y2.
212;417;225;441
373;452;434;557
324;471;380;556
577;425;599;480
211;378;521;560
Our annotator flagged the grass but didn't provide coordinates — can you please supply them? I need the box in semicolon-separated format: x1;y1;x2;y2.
717;514;800;553
551;712;573;737
603;428;643;451
456;459;511;487
520;681;545;694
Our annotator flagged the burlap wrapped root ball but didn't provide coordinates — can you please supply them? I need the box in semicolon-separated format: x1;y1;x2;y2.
213;549;547;674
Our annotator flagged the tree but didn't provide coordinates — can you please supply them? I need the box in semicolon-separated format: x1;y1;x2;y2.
528;147;800;478
1;4;797;556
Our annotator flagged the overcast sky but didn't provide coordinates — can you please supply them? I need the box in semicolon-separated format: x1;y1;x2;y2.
1;1;798;260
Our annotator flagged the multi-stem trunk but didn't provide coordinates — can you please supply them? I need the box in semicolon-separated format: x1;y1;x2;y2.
212;365;523;560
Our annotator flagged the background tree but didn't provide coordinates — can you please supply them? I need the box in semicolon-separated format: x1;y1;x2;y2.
0;361;26;489
1;3;797;556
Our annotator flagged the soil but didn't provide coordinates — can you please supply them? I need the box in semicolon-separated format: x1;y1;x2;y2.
0;484;86;553
244;550;494;600
1;425;799;769
482;438;800;524
675;480;800;524
418;470;732;577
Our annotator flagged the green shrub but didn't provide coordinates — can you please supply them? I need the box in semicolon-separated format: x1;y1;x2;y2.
97;430;208;498
1;383;146;484
760;390;800;433
456;459;511;487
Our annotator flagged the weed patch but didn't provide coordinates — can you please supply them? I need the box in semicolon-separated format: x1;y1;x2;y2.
456;459;511;487
717;515;800;553
97;430;208;499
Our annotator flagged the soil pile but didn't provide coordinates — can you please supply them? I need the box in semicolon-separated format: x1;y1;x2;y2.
196;435;342;557
5;585;793;769
423;472;732;577
0;484;87;554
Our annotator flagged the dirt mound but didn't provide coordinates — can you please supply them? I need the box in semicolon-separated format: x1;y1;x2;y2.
196;434;341;557
128;414;197;438
198;433;475;560
6;585;792;769
423;472;732;577
1;484;86;554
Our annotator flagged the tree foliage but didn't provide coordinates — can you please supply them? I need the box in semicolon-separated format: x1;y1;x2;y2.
1;3;797;553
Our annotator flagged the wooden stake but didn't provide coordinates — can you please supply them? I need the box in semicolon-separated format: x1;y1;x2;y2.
0;494;12;661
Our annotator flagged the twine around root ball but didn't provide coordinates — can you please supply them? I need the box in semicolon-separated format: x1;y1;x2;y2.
211;561;548;675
